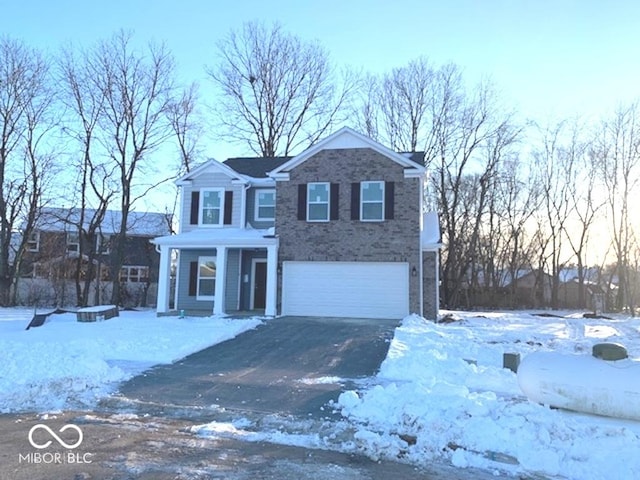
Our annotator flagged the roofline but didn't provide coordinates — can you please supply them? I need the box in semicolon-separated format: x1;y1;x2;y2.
268;126;426;178
175;158;250;186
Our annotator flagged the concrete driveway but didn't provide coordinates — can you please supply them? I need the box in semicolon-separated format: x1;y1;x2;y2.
111;316;399;418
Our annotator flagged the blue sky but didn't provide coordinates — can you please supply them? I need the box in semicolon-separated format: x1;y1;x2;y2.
2;0;639;160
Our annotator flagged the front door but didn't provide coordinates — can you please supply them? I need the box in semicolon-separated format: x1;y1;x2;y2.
251;260;267;309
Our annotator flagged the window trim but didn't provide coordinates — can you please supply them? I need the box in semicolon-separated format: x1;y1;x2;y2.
360;181;385;222
119;265;150;283
66;231;80;254
199;188;225;227
254;189;276;221
27;231;40;252
196;255;216;301
96;234;110;255
307;182;330;222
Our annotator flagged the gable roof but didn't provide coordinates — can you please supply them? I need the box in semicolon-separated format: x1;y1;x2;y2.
34;208;171;236
223;156;291;178
175;158;247;186
269;127;426;179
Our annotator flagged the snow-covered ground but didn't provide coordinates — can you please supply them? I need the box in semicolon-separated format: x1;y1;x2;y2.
4;308;640;479
0;308;262;413
334;311;640;479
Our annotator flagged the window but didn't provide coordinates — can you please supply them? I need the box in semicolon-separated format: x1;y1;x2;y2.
197;256;216;300
66;231;80;254
120;265;150;283
307;182;330;222
200;189;224;226
255;189;276;221
96;234;110;254
361;181;385;221
27;231;40;252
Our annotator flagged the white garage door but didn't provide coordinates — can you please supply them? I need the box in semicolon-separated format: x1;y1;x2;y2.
282;261;409;319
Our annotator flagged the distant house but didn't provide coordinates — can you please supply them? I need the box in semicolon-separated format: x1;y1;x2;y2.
19;208;171;307
153;127;441;319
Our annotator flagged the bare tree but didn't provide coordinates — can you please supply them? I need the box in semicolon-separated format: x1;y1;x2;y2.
167;81;202;175
424;64;520;307
207;21;356;156
564;123;604;308
58;45;117;306
530;120;577;308
593;103;640;314
378;56;434;151
87;31;178;305
0;37;55;306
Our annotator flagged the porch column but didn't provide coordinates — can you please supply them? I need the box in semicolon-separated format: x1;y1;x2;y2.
214;246;227;315
156;245;172;313
265;243;278;317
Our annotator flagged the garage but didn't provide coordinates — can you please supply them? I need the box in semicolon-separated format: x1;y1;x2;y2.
281;261;410;319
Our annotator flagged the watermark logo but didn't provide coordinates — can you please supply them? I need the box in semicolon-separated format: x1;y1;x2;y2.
19;423;93;465
28;424;83;450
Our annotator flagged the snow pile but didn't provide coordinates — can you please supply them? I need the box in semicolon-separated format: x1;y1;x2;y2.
0;309;261;413
337;312;640;479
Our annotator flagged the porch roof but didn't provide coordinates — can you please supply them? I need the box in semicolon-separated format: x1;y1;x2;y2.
152;227;277;249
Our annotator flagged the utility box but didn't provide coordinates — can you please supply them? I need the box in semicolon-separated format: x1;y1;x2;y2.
503;352;521;373
592;343;628;361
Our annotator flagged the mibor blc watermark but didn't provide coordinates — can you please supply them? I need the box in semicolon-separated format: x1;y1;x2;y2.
19;424;94;465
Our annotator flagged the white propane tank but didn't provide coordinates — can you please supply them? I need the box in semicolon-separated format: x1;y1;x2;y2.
518;350;640;420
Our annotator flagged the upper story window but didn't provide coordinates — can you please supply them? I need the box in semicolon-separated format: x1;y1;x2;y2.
307;182;330;222
120;265;149;283
66;231;80;254
27;231;40;252
96;234;110;254
255;189;276;221
361;181;385;221
200;188;225;226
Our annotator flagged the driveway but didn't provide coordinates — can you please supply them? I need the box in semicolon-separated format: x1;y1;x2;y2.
110;316;399;418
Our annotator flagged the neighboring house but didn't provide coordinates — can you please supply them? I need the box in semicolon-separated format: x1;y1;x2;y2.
153;127;441;319
20;208;170;306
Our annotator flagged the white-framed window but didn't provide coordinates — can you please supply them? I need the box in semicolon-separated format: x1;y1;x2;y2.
66;231;80;254
120;265;149;283
307;182;330;222
197;256;216;300
361;181;385;221
27;231;40;252
96;234;110;254
255;189;276;221
200;188;225;226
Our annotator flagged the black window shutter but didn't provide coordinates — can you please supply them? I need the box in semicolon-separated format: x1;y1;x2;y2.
350;182;360;220
224;191;233;225
385;181;395;220
190;191;200;225
330;183;340;220
297;184;307;221
188;261;198;296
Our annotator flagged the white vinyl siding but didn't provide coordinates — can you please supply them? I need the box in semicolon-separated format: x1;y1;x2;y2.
282;261;409;319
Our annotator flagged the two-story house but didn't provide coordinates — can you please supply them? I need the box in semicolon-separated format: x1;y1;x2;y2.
21;208;170;306
153;127;441;319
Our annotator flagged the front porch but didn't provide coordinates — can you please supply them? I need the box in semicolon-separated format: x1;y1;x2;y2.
153;228;278;317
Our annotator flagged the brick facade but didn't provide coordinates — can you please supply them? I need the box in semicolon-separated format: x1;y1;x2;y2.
276;148;422;314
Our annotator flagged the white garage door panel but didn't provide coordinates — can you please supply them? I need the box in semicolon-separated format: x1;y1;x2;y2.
282;262;409;319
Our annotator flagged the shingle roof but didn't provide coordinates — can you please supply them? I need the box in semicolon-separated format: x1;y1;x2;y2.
223;157;291;178
400;151;425;166
35;208;171;236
